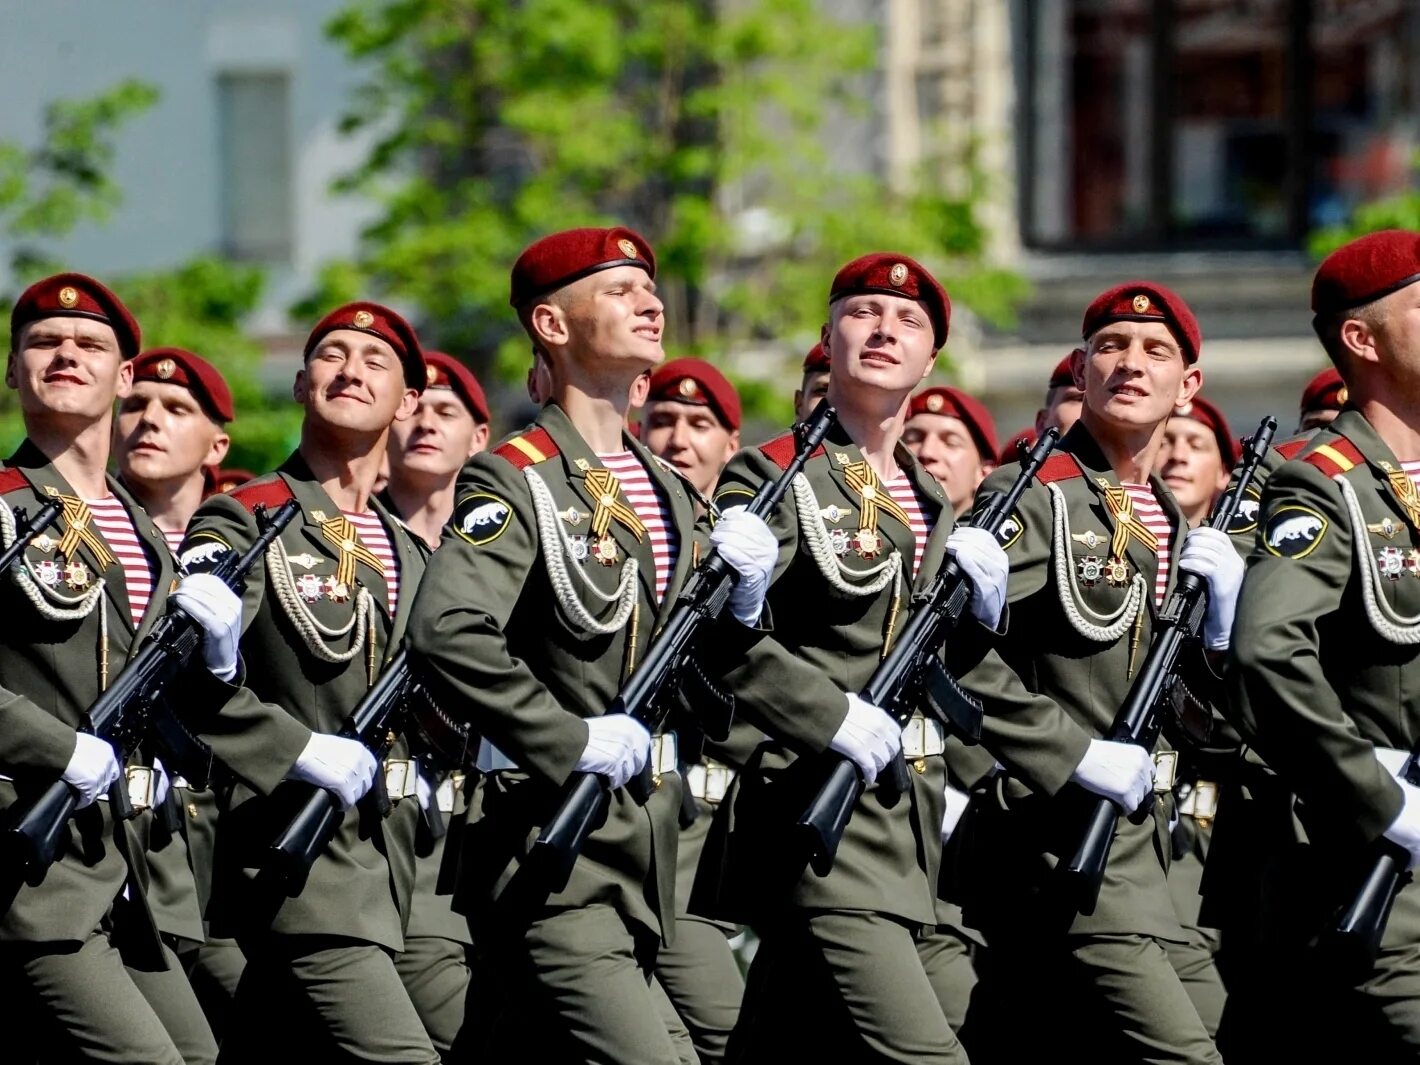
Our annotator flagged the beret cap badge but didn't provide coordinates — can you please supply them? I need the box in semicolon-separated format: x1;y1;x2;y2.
156;358;176;380
889;263;909;287
926;393;944;412
426;364;440;386
58;286;79;309
1132;293;1152;314
677;377;698;398
1338;386;1349;404
617;238;638;259
353;309;375;329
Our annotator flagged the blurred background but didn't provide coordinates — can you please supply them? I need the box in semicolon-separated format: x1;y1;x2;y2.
0;0;1416;467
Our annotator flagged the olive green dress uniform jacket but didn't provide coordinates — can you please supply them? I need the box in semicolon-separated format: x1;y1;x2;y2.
1231;409;1420;950
0;441;176;964
406;402;694;942
178;452;424;951
955;423;1210;942
695;426;957;927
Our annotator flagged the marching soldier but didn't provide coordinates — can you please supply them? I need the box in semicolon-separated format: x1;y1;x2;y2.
708;253;1010;1062
902;385;998;518
114;346;247;1041
177;301;439;1062
1156;394;1237;1037
955;282;1236;1063
381;348;491;1057
0;274;218;1063
641;357;749;1062
794;342;831;423
1230;229;1420;1058
406;227;777;1063
1037;351;1086;438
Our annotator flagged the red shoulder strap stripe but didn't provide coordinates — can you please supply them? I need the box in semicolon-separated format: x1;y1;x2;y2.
1301;434;1365;478
230;478;294;513
1036;452;1083;484
493;427;559;472
1274;438;1307;461
758;432;824;471
0;468;28;495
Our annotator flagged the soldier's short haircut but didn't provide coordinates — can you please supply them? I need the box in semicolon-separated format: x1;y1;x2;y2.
1314;296;1387;369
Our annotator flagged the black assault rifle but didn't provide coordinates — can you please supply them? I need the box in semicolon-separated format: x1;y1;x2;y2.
4;499;300;885
261;647;475;896
1056;416;1277;915
527;400;839;893
794;428;1060;876
1316;747;1420;982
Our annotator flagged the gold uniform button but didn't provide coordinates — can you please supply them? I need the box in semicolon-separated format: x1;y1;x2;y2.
913;758;927;775
186;802;198;820
652;774;663;791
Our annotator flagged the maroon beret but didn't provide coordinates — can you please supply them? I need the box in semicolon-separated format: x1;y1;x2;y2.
997;427;1035;467
646;357;741;430
510;227;655;308
1312;230;1420;318
802;342;830;374
908;385;998;460
304;301;427;392
1082;281;1202;363
1172;394;1237;466
214;467;255;494
423;351;490;423
1049;351;1081;389
830;253;951;349
1300;366;1347;414
11;272;141;359
132;348;235;423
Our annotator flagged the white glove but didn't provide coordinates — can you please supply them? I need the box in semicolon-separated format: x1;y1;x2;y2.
153;756;171;808
289;733;379;810
415;764;433;811
576;715;652;791
1177;527;1244;650
62;732;121;810
1376;746;1412;778
710;506;778;625
1383;779;1420;870
941;784;971;843
947;526;1009;630
829;693;903;786
171;573;242;681
1070;738;1155;811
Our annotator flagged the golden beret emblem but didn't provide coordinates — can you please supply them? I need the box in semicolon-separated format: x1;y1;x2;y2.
1337;385;1349;405
156;358;176;380
926;393;944;412
1132;293;1152;314
617;238;638;259
889;263;909;287
58;286;79;309
677;377;698;398
353;309;375;329
426;364;440;386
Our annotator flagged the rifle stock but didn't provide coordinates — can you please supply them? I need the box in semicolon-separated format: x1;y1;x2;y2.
525;401;839;893
1056;417;1277;914
794;428;1061;877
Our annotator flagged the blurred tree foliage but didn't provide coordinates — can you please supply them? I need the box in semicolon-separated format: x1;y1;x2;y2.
0;81;302;469
309;0;1028;424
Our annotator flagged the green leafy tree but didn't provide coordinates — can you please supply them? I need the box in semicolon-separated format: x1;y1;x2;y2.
0;82;302;468
312;0;1026;424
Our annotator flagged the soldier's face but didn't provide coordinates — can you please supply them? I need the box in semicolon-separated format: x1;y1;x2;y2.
1037;383;1085;436
387;389;488;484
824;294;937;400
115;381;229;487
1078;321;1200;432
642;400;738;498
794;371;831;422
902;413;993;515
1160;417;1229;515
7;317;131;422
554;266;665;372
295;330;418;437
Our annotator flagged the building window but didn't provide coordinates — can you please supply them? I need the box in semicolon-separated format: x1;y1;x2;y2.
1021;0;1419;251
216;72;293;262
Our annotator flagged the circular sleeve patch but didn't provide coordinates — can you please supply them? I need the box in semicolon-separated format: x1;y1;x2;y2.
1226;486;1262;536
994;511;1025;551
1262;504;1328;558
179;535;233;574
453;492;514;546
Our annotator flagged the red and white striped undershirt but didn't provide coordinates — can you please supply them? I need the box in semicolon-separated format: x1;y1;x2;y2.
597;451;678;602
1402;460;1420;488
86;496;155;627
343;511;400;614
1122;483;1173;607
883;470;934;579
162;528;185;554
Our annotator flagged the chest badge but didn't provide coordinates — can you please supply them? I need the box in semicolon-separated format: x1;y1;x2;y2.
851;527;883;560
64;560;91;590
287;552;323;570
1378;546;1407;580
1367;518;1404;541
591;535;620;566
1072;530;1107;550
33;559;61;586
1077;555;1104;587
324;577;351;602
296;573;324;602
828;528;851;557
568;534;590;562
1104;558;1131;587
820;504;850;524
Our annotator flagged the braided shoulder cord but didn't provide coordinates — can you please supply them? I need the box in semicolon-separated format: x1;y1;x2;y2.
1337;475;1420;644
266;533;373;663
1049;482;1144;643
790;473;901;598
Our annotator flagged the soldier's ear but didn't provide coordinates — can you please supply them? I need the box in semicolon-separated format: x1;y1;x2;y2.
4;353;14;391
394;387;419;422
529;301;569;349
207;431;231;469
115;358;134;399
1176;364;1203;407
293;368;308;404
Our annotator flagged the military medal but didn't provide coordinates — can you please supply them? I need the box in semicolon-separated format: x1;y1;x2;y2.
33;534;55;553
33;559;60;586
1378;546;1406;581
592;535;619;566
560;506;586;527
1105;558;1130;587
287;552;322;570
568;534;590;562
1368;518;1403;541
829;528;851;557
297;573;324;602
852;527;882;560
324;576;351;602
1076;555;1104;587
1071;530;1107;550
64;560;90;590
820;505;848;524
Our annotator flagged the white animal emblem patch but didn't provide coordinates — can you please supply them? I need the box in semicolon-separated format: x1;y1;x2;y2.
1263;506;1327;558
462;502;509;533
180;540;229;572
454;493;513;547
